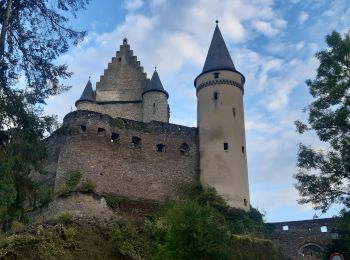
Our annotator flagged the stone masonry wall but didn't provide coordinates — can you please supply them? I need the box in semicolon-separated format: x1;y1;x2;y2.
77;101;143;121
142;92;169;123
266;218;336;259
52;110;199;202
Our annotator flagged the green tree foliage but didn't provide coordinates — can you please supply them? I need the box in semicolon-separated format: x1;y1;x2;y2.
295;30;350;212
326;210;350;257
155;200;232;260
0;0;89;229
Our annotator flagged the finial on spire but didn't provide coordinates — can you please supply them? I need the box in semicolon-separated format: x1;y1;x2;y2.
88;75;91;80
215;18;219;24
155;65;157;71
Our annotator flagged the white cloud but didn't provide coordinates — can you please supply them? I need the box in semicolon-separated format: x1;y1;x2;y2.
298;11;309;24
252;20;279;36
123;0;144;11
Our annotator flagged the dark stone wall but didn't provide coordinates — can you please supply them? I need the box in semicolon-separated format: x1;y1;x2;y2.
50;110;199;202
266;218;336;259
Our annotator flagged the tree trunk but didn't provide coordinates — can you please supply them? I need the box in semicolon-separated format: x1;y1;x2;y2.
0;0;13;90
0;0;13;60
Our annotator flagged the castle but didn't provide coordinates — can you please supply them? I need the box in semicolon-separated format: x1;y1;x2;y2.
45;22;249;212
41;22;338;259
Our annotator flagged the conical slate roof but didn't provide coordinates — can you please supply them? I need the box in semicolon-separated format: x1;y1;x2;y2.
202;24;236;73
142;70;169;98
75;79;95;105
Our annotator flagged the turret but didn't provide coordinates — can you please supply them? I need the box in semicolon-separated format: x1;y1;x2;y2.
142;69;169;123
75;79;96;110
194;21;250;210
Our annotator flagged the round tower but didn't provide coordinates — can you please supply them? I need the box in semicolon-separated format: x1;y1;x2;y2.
195;22;250;210
142;69;169;123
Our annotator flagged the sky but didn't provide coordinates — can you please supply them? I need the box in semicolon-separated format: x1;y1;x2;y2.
45;0;350;222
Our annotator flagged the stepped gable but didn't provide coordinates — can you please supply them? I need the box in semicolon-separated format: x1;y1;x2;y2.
96;38;149;102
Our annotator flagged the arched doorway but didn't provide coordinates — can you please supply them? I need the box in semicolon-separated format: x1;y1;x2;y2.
297;243;324;259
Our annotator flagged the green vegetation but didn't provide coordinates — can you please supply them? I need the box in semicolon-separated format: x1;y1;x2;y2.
326;210;350;258
79;180;96;193
66;171;82;190
0;184;282;259
104;194;121;210
295;30;350;212
56;212;74;225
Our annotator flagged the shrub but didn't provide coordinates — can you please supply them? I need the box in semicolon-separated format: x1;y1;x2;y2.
56;184;70;197
104;194;121;210
155;200;232;259
10;221;25;234
107;222;156;259
56;212;73;224
34;183;53;207
65;171;81;190
79;180;96;193
176;183;265;235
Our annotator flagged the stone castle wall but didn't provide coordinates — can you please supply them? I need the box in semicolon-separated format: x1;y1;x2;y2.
50;110;199;202
142;92;169;123
266;218;336;259
77;101;143;121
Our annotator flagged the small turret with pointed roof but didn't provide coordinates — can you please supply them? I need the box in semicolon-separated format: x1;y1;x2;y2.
142;68;169;123
75;78;95;106
142;69;169;98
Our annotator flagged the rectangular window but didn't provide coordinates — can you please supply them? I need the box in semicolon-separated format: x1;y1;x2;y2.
242;146;245;154
224;142;228;151
214;72;220;79
213;92;218;100
232;108;236;118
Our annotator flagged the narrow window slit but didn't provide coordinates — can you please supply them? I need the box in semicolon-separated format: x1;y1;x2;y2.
80;125;86;132
213;92;218;100
224;143;229;151
232;108;236;118
242;146;245;154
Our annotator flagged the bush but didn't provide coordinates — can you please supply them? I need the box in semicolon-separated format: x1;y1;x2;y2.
10;221;25;234
176;183;265;235
56;212;73;224
55;184;70;197
104;194;121;210
79;180;96;193
155;200;232;259
65;171;81;190
107;222;156;259
33;183;53;207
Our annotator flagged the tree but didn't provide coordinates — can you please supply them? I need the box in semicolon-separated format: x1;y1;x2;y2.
155;200;232;259
295;30;350;213
0;0;89;229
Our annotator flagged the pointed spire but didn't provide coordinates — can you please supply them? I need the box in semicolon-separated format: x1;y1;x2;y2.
202;23;235;73
75;79;95;106
142;70;169;98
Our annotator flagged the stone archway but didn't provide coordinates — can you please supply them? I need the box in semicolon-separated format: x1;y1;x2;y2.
297;243;324;259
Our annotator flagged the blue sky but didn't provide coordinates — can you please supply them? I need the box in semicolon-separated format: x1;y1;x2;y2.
45;0;350;222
